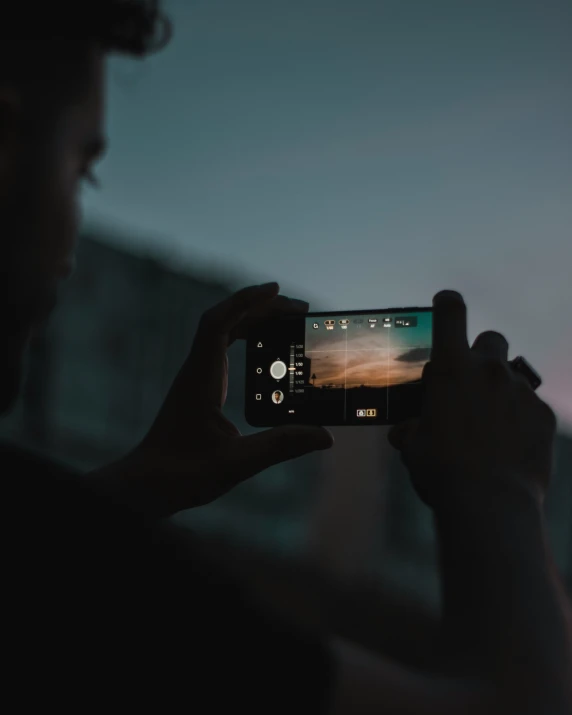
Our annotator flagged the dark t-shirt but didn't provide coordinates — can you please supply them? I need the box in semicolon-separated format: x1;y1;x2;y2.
2;442;333;712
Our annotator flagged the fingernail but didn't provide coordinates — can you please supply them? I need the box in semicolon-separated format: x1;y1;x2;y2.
259;282;279;291
434;290;463;304
312;428;334;449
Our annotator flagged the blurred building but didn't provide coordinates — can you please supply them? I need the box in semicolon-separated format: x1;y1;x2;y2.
0;226;322;556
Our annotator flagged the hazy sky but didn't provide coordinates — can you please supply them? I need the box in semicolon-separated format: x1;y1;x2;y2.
305;311;431;386
82;0;572;426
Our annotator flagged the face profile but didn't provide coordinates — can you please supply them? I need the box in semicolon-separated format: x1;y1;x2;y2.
272;390;284;404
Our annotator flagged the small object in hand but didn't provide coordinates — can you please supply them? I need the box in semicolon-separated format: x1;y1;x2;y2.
510;356;542;391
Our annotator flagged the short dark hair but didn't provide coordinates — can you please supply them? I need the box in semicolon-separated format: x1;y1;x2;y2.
0;1;172;100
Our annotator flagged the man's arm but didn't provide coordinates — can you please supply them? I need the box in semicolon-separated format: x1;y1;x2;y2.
385;290;572;715
328;510;572;715
328;500;572;715
434;479;572;714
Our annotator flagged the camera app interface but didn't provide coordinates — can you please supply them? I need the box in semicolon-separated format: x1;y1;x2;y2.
247;309;432;426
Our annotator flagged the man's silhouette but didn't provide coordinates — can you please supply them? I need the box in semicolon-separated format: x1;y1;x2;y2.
1;3;570;714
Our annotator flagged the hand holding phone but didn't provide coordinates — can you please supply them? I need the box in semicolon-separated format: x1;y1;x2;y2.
389;291;551;508
246;307;433;426
94;284;332;518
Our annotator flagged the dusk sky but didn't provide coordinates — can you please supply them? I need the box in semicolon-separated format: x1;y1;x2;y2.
305;312;431;387
82;0;572;428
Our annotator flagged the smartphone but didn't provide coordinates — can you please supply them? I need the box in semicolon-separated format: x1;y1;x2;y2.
245;307;433;427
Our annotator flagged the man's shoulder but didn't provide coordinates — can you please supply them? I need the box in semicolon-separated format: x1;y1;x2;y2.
0;439;95;510
0;439;138;553
0;444;334;712
0;439;78;478
0;439;80;506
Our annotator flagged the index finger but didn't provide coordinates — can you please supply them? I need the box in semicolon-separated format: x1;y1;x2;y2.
431;290;469;364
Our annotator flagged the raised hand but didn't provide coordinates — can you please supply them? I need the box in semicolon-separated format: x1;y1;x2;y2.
90;283;333;517
388;290;556;509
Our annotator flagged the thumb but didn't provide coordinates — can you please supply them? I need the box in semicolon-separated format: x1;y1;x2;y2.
234;425;334;478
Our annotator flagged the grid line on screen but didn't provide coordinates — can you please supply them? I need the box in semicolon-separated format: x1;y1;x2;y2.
344;323;348;421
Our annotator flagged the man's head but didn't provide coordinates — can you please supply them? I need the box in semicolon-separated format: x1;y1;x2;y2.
0;1;171;414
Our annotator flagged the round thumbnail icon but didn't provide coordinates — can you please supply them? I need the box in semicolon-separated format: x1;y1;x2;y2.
272;390;284;404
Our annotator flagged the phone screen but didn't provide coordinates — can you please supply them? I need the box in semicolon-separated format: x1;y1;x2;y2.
245;307;432;426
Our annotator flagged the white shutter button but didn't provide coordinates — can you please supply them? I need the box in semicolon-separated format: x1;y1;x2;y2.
270;360;287;380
